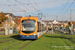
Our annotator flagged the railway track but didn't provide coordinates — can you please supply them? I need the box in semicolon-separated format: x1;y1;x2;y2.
0;37;10;39
0;36;20;43
5;40;33;50
20;41;33;50
60;34;75;43
0;39;14;43
5;42;22;50
48;30;55;34
56;31;75;43
0;35;19;39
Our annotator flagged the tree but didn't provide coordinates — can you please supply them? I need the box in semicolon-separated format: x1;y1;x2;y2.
0;15;2;27
68;22;71;26
0;12;6;21
0;16;2;22
0;11;7;27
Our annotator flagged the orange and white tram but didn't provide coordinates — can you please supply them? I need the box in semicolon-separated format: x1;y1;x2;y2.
20;16;47;39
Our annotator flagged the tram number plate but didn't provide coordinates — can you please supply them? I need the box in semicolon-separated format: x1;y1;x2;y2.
27;35;29;37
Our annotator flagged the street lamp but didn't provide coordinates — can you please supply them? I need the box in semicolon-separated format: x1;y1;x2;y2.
38;13;43;32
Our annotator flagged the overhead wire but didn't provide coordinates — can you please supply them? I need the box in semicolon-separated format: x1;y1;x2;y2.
15;0;29;11
14;0;35;10
0;3;24;10
18;0;57;4
57;0;69;16
28;0;37;11
15;0;37;15
7;0;26;12
0;3;10;6
33;0;40;10
12;0;54;17
32;0;57;18
0;3;25;12
32;0;49;18
2;0;60;17
12;0;37;15
60;0;75;17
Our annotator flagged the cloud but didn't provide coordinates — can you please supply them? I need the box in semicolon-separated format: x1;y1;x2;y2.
0;0;75;21
0;0;73;12
43;12;75;21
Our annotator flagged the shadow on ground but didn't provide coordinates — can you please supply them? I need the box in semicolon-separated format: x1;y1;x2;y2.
10;35;36;41
45;35;71;39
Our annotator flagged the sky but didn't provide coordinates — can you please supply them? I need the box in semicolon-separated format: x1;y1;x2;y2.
0;0;75;21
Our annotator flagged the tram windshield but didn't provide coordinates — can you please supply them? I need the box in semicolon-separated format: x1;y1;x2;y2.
21;20;36;33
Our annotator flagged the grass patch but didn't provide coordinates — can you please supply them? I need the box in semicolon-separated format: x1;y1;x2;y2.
0;39;21;50
0;33;19;38
9;40;32;50
0;38;13;42
55;31;75;43
0;33;75;50
22;34;75;50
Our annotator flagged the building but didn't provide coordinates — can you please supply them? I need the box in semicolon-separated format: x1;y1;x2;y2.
0;12;22;29
4;13;22;25
42;19;68;25
42;19;68;29
14;16;22;25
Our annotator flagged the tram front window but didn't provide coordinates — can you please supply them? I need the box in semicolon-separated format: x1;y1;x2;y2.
21;20;36;33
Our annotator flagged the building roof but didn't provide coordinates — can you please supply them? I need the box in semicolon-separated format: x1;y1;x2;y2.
58;21;68;23
42;20;53;22
3;13;22;18
3;13;15;16
42;19;68;25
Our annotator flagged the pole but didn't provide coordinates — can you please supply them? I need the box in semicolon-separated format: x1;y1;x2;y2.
16;17;17;34
52;22;53;34
62;17;63;31
44;16;46;20
40;13;42;32
41;15;42;32
25;11;26;17
8;14;10;34
70;9;73;34
57;16;58;21
12;13;13;33
38;13;42;32
57;16;59;30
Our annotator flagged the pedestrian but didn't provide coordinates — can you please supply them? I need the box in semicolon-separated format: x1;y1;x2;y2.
69;27;71;34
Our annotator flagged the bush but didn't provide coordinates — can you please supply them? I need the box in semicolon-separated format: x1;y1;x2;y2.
2;28;5;31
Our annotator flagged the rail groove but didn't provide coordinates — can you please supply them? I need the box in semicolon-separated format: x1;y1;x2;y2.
20;41;33;50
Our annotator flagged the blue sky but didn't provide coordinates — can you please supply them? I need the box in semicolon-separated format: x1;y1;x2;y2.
0;0;75;21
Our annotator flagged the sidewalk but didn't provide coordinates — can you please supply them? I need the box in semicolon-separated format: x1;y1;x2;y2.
0;31;5;35
0;33;5;35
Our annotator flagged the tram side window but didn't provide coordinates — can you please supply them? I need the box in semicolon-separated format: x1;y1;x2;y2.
37;22;39;32
38;22;41;32
38;22;46;32
42;24;45;31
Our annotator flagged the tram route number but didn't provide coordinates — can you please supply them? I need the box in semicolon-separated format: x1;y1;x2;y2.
27;35;29;37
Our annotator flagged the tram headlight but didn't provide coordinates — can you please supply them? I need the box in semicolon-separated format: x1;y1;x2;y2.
34;33;36;35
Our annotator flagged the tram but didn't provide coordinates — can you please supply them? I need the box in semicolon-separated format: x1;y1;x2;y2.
20;16;46;39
